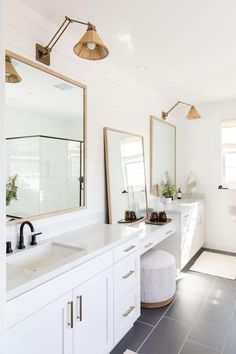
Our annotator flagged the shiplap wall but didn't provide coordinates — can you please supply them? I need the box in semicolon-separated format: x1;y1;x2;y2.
5;0;170;245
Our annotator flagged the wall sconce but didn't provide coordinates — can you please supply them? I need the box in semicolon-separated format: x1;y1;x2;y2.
162;101;201;120
36;16;109;66
5;56;22;83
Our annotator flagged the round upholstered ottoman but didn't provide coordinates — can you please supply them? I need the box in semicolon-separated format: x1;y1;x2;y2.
141;248;176;308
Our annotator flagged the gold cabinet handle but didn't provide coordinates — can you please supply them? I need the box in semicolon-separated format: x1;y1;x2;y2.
123;244;136;252
123;306;135;317
67;301;73;328
144;242;154;248
122;270;135;279
77;295;83;321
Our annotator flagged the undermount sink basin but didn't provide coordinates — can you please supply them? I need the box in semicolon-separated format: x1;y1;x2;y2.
7;242;85;274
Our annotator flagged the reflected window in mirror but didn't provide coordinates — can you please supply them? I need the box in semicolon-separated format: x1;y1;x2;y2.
150;116;176;195
104;128;148;224
5;51;86;224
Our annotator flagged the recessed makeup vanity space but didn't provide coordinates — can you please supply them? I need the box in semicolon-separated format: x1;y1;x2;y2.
4;51;205;354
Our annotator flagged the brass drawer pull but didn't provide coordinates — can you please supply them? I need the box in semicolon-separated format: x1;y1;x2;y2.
123;244;136;252
123;306;135;317
144;242;154;248
77;295;83;321
67;301;73;328
122;270;135;279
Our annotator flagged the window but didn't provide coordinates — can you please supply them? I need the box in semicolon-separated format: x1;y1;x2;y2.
222;121;236;187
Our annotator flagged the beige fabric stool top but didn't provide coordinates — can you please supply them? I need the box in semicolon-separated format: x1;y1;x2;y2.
141;248;176;308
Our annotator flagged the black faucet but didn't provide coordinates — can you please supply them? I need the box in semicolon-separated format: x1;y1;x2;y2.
18;221;42;249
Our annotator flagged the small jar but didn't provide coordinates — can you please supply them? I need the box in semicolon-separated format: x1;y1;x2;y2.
130;211;137;221
124;210;131;221
161;211;167;222
150;211;159;222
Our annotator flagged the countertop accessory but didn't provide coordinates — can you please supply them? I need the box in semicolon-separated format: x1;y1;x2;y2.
145;218;172;226
36;16;109;66
118;216;144;224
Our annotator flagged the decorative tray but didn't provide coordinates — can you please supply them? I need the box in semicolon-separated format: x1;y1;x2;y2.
117;216;144;224
145;218;172;226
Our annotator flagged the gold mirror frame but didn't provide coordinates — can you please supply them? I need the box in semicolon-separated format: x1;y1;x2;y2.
5;50;87;226
104;127;148;224
150;115;176;194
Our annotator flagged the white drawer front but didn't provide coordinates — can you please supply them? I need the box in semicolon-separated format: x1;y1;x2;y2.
114;237;140;263
140;235;157;255
159;223;175;243
114;285;140;345
114;252;140;301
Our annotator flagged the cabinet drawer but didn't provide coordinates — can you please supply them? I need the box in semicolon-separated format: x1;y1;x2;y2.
114;285;140;345
140;235;157;254
159;223;175;243
114;252;140;301
114;237;140;263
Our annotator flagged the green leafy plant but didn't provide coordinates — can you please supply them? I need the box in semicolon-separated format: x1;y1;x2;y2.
161;182;178;198
6;175;18;206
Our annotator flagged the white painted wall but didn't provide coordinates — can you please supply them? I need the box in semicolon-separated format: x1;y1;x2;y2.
5;0;170;246
172;100;236;252
0;0;6;352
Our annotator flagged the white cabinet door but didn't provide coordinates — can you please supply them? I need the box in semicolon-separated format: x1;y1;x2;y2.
6;291;73;354
73;266;113;354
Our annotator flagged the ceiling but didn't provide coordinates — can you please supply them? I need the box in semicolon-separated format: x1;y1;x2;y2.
20;0;236;103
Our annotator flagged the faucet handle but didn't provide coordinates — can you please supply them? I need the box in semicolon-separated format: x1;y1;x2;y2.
30;232;42;246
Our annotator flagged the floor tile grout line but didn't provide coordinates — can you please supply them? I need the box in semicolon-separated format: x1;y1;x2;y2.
136;319;154;328
163;315;190;325
220;299;236;354
187;338;221;352
177;276;218;354
136;298;177;353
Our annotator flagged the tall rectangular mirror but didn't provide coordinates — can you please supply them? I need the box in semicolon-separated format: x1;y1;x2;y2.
5;51;87;223
104;128;148;224
150;116;176;193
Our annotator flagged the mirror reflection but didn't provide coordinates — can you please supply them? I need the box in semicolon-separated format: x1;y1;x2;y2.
5;53;86;223
150;116;176;193
104;128;148;224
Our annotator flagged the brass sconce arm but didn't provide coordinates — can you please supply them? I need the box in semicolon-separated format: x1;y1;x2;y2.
162;100;201;120
36;16;109;66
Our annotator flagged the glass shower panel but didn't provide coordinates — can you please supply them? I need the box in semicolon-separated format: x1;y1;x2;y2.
39;137;81;214
6;137;40;218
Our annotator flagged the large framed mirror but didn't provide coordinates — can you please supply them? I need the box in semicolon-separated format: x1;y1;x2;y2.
5;51;87;224
104;128;148;224
150;116;176;193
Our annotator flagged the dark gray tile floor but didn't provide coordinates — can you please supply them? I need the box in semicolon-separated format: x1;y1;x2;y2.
111;268;236;354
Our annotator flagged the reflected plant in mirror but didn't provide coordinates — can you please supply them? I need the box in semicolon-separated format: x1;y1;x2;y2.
104;128;148;224
5;51;87;223
6;175;18;206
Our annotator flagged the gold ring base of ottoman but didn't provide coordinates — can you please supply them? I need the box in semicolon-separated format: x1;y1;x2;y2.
141;295;175;309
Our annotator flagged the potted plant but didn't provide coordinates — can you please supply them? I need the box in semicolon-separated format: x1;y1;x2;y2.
161;183;178;204
6;175;18;206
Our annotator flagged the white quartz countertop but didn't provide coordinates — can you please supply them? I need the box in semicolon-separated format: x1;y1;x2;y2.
6;223;141;300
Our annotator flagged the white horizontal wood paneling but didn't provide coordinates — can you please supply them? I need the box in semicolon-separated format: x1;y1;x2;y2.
5;0;170;245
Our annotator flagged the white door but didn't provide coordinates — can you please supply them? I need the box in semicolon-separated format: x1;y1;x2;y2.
73;267;113;354
6;291;73;354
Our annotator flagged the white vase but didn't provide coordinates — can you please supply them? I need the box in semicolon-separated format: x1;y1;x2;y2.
164;197;172;205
